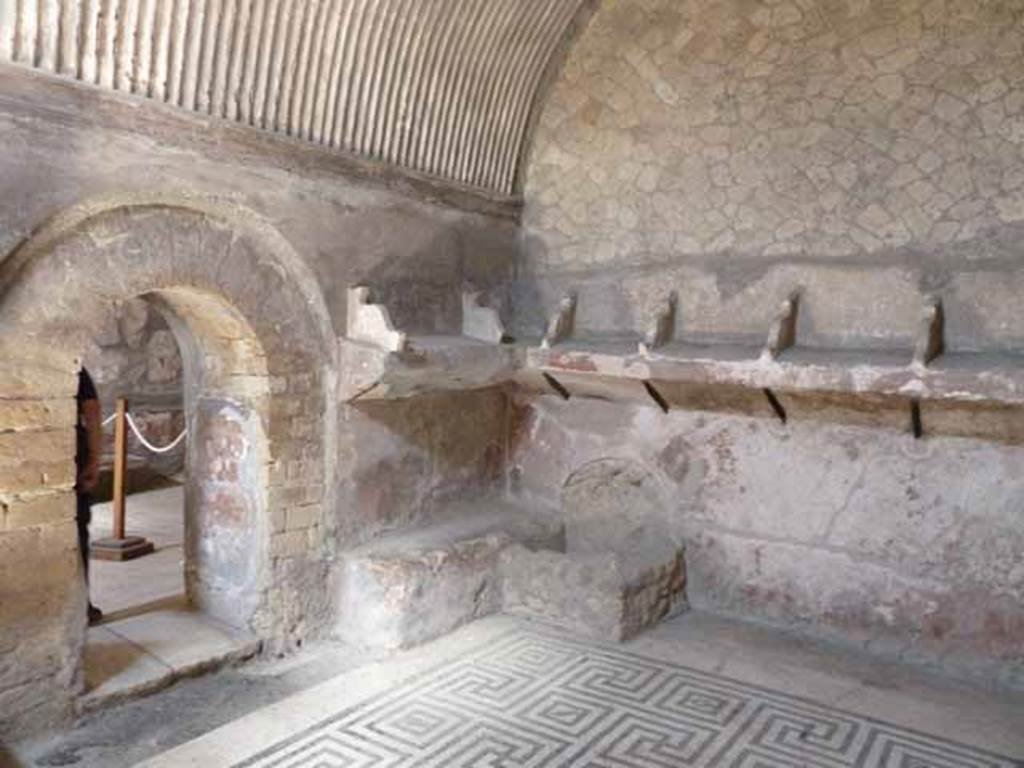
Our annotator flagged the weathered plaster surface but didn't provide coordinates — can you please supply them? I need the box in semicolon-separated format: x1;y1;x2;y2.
511;0;1024;686
0;69;518;337
0;68;517;738
335;390;510;548
509;395;1024;686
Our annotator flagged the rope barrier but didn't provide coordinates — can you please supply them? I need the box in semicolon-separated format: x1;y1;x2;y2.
100;410;188;453
125;413;188;454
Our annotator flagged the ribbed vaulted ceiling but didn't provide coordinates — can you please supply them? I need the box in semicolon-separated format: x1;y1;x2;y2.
0;0;587;195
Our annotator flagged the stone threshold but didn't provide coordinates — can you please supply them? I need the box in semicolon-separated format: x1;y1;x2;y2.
79;603;259;713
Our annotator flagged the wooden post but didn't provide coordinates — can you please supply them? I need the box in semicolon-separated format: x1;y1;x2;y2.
112;397;127;540
92;397;155;561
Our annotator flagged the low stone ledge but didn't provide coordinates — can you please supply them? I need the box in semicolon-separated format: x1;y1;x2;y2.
335;500;563;652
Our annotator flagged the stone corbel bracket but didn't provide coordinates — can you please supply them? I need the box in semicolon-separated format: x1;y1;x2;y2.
462;290;506;344
346;286;408;353
913;295;944;368
639;292;677;356
761;289;801;362
540;293;577;349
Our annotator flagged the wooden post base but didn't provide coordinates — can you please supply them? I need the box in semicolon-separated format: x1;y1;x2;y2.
91;536;155;561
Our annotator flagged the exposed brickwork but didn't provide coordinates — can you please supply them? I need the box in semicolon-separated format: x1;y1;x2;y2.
0;205;335;737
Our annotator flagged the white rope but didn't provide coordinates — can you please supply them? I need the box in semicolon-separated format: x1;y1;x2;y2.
125;413;188;454
99;410;187;453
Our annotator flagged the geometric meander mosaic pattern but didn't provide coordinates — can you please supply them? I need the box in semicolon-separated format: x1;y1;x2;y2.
236;629;1020;768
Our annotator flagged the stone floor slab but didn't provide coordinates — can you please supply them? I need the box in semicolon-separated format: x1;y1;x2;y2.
81;626;172;709
80;607;258;713
91;485;185;617
103;608;257;675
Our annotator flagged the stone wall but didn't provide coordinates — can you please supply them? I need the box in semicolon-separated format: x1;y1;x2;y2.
513;0;1024;683
0;63;517;738
336;390;509;548
519;0;1024;351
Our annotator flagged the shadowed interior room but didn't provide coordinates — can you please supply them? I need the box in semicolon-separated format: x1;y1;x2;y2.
0;1;1022;766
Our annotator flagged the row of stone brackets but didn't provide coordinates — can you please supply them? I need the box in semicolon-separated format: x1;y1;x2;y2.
337;284;1023;442
537;288;946;369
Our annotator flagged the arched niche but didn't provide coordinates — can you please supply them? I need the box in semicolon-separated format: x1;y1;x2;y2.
0;201;335;729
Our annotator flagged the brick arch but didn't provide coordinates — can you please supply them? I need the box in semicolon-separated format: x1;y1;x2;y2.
0;202;334;731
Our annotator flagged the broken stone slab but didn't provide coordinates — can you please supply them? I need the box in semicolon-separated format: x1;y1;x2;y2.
336;500;564;652
501;539;687;642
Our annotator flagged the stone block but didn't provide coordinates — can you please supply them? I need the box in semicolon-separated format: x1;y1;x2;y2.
270;507;288;534
0;619;74;692
1;491;75;531
499;454;689;641
0;522;80;600
336;500;564;651
0;429;75;494
285;504;321;531
501;540;687;642
0;523;84;743
270;530;309;558
0;341;76;399
0;399;75;432
0;676;71;742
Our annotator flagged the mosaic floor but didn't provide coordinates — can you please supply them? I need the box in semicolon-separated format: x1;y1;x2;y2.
233;629;1018;768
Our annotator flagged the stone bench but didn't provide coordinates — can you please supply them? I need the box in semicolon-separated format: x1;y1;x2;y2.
336;499;564;651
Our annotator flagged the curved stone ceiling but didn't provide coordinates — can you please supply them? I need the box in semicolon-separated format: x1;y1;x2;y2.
0;0;590;195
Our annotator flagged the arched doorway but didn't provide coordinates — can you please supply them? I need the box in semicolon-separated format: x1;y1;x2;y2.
0;201;334;727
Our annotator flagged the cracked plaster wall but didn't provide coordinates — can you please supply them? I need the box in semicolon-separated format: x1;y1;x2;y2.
0;66;516;738
510;395;1024;688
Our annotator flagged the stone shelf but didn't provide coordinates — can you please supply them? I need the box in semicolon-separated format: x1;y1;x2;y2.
339;285;518;401
520;339;1024;414
338;286;1024;427
513;291;1024;418
339;331;1024;413
338;335;520;401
